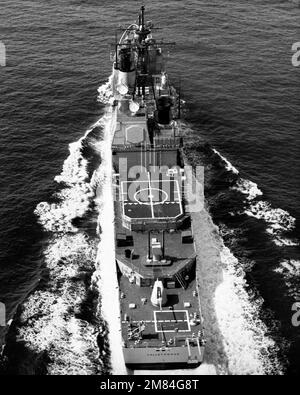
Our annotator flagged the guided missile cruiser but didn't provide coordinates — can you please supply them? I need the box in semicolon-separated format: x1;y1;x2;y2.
110;6;206;369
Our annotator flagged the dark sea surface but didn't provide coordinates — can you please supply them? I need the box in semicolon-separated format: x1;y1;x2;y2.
0;0;299;374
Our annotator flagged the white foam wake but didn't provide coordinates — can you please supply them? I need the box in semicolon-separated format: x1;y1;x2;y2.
19;77;122;374
97;74;114;105
212;148;299;315
91;107;127;375
27;79;125;375
25;111;114;374
274;260;300;299
244;200;298;247
35;128;97;233
18;233;101;375
212;148;263;201
189;208;282;375
216;245;282;375
273;238;299;247
275;260;300;277
212;148;239;175
233;178;263;201
245;201;296;235
213;148;297;247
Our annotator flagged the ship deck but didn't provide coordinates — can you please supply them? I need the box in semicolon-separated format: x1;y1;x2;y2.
119;276;202;348
115;214;196;278
121;178;183;220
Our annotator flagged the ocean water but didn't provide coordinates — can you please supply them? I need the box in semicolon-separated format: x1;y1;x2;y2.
0;0;299;375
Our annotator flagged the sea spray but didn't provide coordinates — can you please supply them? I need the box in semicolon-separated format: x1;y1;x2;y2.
91;106;127;375
97;75;114;105
35;130;96;233
232;178;263;201
5;112;114;374
212;147;298;261
212;148;263;201
245;201;296;235
274;260;300;299
216;245;283;374
180;144;286;374
212;148;239;175
190;205;283;375
15;233;104;375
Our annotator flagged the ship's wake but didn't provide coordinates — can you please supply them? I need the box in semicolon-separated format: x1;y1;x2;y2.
2;105;115;374
184;140;299;374
211;147;299;301
91;105;127;375
4;79;295;375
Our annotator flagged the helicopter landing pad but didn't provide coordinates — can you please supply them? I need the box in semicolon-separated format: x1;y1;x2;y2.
121;178;183;220
154;310;190;333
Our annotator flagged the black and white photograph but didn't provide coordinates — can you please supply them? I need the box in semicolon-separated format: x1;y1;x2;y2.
0;0;299;379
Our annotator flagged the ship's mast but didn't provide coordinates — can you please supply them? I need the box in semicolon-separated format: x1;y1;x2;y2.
137;5;151;43
140;5;145;30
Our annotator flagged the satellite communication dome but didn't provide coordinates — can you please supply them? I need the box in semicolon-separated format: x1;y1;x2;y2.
117;84;128;95
129;101;140;113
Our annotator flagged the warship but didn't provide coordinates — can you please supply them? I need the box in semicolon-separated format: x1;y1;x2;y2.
110;6;205;369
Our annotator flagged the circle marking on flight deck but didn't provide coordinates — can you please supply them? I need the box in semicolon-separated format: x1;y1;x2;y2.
134;188;168;206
